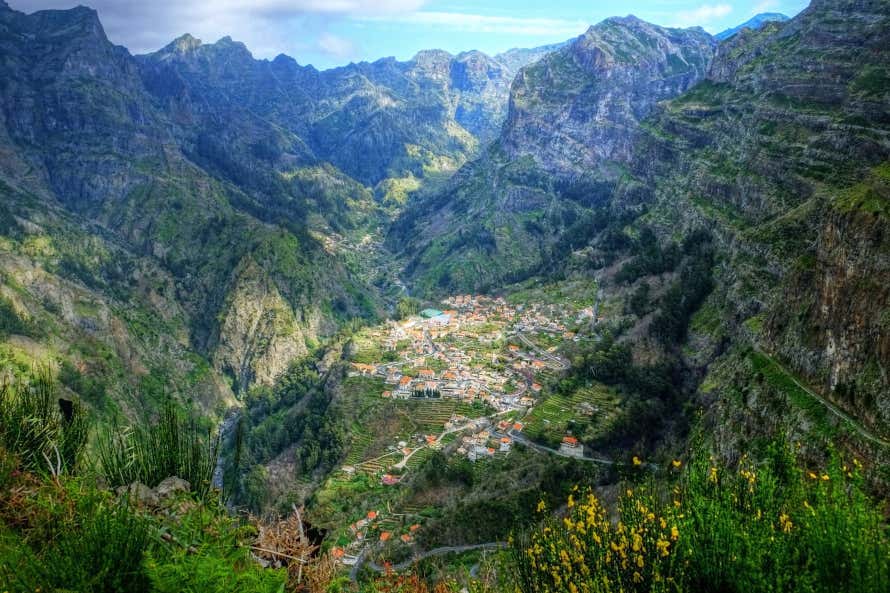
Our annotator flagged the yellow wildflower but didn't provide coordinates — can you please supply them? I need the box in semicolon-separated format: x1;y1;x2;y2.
633;456;642;466
779;513;793;533
670;526;679;541
672;459;682;469
708;467;718;483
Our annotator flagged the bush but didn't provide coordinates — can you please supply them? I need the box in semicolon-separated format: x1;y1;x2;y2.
0;367;88;473
97;400;219;498
0;478;152;593
511;445;889;593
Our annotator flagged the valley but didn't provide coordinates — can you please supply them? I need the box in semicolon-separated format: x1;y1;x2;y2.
1;0;889;591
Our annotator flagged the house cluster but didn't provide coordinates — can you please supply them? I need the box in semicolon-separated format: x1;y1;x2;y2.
455;420;520;461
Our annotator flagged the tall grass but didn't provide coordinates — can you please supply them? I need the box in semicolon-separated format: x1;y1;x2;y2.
97;400;219;498
0;366;88;473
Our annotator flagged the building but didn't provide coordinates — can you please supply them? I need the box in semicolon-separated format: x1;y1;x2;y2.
421;309;444;318
559;436;585;459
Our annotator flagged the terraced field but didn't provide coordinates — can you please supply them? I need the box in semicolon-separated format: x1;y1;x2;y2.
396;400;459;433
343;429;374;466
357;452;402;475
522;383;619;445
404;447;434;471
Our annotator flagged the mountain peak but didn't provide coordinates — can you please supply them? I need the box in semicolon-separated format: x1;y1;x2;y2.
715;12;789;40
170;33;202;52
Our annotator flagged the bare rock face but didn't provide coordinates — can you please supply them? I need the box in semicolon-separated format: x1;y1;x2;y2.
214;259;313;393
502;16;715;177
116;481;160;507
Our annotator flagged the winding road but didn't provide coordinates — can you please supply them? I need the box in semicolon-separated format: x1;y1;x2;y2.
364;542;506;574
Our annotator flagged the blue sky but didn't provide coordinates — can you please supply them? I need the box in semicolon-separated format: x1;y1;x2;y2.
10;1;810;68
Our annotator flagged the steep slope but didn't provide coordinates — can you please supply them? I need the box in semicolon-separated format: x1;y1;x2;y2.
0;2;380;405
137;38;557;190
399;0;890;450
394;17;716;293
625;0;890;439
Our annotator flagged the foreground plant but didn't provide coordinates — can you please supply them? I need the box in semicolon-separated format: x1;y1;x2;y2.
512;445;889;593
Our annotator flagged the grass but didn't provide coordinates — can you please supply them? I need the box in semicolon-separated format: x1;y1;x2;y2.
97;400;219;499
748;351;834;437
0;367;88;474
0;367;285;593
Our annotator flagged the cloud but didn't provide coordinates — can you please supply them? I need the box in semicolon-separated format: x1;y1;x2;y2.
358;11;587;37
7;0;428;55
317;32;357;59
671;3;733;27
752;0;779;14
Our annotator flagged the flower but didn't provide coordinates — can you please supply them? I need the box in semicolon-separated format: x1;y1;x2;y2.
779;513;793;533
672;459;682;469
633;456;642;466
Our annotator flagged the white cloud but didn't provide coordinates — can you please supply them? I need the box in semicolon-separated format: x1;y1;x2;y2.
317;32;357;59
671;3;733;27
7;0;428;55
752;0;779;14
358;11;587;37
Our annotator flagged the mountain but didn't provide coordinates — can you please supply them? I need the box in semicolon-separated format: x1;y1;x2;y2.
137;36;558;191
715;12;790;40
393;16;716;293
0;2;381;411
396;0;890;443
0;1;568;413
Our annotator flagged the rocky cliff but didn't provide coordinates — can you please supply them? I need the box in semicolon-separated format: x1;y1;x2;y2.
393;17;716;293
395;0;890;445
0;2;378;408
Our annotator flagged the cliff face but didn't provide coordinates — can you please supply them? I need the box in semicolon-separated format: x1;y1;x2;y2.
503;17;714;176
393;17;717;293
626;0;890;434
0;3;379;402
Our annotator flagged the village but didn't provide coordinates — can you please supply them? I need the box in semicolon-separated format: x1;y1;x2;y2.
330;293;603;567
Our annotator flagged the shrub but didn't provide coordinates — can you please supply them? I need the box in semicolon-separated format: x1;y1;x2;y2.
511;445;889;593
0;479;152;593
97;400;219;498
0;367;88;473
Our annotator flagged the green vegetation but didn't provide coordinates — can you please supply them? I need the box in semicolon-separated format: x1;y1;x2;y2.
97;401;220;499
833;162;890;219
0;368;285;593
512;444;889;593
0;368;88;473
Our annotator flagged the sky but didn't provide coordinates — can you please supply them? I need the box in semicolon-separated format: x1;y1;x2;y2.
8;1;810;69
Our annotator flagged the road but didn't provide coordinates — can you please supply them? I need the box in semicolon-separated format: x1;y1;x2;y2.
365;542;506;573
504;429;660;470
512;332;570;371
756;348;889;449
